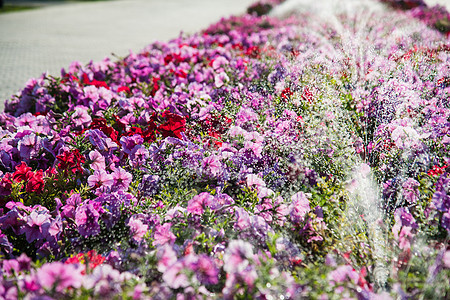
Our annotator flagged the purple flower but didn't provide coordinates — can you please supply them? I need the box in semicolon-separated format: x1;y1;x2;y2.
153;223;176;247
120;134;144;155
87;170;113;190
130;145;149;167
186;192;214;215
432;174;450;212
190;254;219;285
402;178;419;203
138;174;160;197
37;262;82;292
61;193;83;220
18;133;41;159
442;209;450;232
111;167;133;192
75;201;101;237
19;210;50;243
210;193;234;211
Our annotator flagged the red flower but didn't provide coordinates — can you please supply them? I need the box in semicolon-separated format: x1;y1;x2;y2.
25;170;44;194
302;87;314;103
428;164;448;176
158;111;186;139
65;250;106;274
143;120;158;143
151;77;160;96
117;86;130;94
281;87;294;100
126;126;143;137
13;162;32;183
82;73;110;90
90;118;119;143
56;149;85;174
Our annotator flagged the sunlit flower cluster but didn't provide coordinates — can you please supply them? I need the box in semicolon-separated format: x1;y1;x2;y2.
0;0;449;299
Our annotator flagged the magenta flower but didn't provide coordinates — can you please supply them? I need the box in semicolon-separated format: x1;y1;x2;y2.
112;167;133;192
87;170;113;189
153;223;176;247
186;192;214;215
37;262;82;292
15;112;37;128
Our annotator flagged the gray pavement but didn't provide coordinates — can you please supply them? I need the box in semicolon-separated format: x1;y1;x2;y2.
1;0;449;109
0;0;255;106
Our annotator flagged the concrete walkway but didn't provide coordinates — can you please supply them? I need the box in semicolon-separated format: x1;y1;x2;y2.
1;0;449;108
0;0;255;106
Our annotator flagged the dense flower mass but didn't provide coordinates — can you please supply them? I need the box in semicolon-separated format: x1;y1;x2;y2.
1;0;450;298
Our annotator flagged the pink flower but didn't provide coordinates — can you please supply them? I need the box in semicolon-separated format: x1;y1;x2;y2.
328;265;359;285
201;155;222;177
186;192;214;215
235;207;251;230
214;72;230;88
162;260;189;289
87;170;113;189
443;251;450;268
246;174;265;188
37;262;82;292
223;240;253;273
289;192;310;223
112;167;132;191
89;150;106;171
128;217;148;242
153;223;176;247
157;245;178;273
72;106;92;127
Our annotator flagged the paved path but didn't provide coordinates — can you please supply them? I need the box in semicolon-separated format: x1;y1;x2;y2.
1;0;449;108
0;0;255;106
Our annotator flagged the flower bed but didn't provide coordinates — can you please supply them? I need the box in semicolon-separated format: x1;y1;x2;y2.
0;0;449;298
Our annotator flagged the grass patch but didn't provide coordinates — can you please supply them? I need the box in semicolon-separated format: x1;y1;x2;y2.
0;4;38;14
